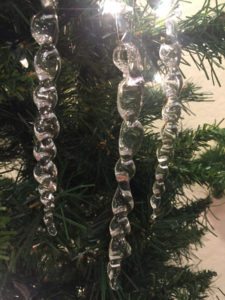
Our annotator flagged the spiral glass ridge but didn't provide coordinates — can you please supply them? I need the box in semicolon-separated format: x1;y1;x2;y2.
150;2;182;218
31;0;61;236
107;12;145;289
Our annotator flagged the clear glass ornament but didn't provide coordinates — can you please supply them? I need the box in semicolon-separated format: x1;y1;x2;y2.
108;35;144;289
165;18;177;39
112;186;134;215
159;43;181;68
117;79;143;122
33;81;58;111
31;11;58;45
34;113;60;141
31;2;60;236
113;43;143;77
163;71;183;97
33;138;57;164
150;0;182;218
43;209;57;236
115;158;136;181
119;120;143;157
33;161;57;188
34;45;61;81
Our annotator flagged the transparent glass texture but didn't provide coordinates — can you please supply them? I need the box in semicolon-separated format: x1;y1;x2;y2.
31;11;58;45
117;79;143;122
34;113;60;141
113;43;143;77
108;40;144;290
34;81;58;110
33;138;57;164
31;3;60;236
159;43;181;68
34;45;61;81
150;2;182;218
163;71;183;98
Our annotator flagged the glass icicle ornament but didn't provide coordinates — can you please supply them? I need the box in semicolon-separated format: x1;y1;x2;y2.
150;1;182;218
104;2;145;290
31;1;61;236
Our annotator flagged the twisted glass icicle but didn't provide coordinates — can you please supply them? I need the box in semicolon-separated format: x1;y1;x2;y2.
31;0;61;236
150;2;182;218
107;38;144;289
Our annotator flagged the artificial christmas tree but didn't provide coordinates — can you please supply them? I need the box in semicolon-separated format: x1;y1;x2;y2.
0;0;225;299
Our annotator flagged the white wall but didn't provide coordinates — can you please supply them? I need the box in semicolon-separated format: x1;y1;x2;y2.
181;0;225;128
